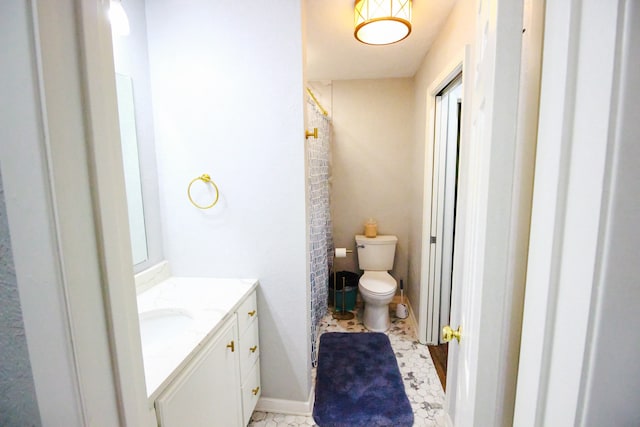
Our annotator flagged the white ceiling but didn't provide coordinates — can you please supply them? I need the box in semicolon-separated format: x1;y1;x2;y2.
305;0;459;81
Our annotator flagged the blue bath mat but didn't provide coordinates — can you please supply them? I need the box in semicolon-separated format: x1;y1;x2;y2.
313;332;414;427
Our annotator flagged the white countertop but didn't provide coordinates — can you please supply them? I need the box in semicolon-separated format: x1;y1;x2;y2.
136;277;258;400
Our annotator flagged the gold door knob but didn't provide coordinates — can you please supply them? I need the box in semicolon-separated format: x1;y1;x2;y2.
226;341;235;352
250;345;258;353
248;310;257;317
442;325;462;343
252;386;260;396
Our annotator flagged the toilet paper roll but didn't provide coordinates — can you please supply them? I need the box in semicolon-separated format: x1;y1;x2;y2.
335;248;347;258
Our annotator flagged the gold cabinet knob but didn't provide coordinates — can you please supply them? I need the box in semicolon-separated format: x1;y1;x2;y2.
252;386;260;396
442;325;462;343
250;345;258;353
248;310;257;317
226;341;235;352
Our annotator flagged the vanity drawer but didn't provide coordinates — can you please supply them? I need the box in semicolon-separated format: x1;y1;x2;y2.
239;319;260;378
237;291;258;334
241;362;261;426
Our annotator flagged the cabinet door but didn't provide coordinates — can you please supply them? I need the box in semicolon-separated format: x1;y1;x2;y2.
155;318;242;427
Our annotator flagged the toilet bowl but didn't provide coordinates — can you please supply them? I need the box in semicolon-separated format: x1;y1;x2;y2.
358;271;397;332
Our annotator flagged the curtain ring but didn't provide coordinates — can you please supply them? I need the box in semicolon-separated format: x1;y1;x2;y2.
187;174;219;209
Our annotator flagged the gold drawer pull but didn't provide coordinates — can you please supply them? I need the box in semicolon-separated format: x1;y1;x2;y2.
252;386;260;396
250;345;258;353
226;341;235;352
248;310;257;317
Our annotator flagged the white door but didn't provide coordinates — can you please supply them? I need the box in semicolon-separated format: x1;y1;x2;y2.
441;0;532;425
514;1;638;425
426;77;462;344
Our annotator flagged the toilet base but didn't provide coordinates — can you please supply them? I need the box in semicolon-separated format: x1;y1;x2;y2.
362;302;391;332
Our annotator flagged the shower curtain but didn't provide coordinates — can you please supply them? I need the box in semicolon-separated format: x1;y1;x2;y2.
307;96;333;367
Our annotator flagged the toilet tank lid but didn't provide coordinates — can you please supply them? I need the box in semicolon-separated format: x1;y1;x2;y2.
355;235;398;245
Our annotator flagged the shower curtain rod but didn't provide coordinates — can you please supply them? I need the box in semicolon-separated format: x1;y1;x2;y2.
306;87;328;116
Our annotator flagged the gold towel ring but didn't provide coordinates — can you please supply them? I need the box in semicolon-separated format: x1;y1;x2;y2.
187;174;219;209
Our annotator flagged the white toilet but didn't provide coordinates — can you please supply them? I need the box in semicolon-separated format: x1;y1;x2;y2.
355;234;398;332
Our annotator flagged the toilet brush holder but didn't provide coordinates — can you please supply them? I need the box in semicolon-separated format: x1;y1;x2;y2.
395;303;408;319
396;279;408;319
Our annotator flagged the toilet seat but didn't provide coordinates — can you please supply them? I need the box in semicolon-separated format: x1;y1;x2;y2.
359;271;396;296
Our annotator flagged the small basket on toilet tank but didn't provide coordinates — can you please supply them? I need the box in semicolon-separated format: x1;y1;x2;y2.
355;235;398;270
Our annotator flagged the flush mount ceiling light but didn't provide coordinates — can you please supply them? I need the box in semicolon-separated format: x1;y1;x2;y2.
109;0;130;36
354;0;412;45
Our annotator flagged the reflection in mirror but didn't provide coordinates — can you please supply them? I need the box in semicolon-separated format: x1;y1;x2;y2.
115;73;149;265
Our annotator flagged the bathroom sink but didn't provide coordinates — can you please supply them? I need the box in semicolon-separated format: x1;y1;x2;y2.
138;308;195;354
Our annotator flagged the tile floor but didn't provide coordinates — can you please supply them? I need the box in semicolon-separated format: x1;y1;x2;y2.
248;307;446;426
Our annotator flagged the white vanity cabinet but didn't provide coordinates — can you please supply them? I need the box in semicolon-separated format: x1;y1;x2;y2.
152;288;261;427
155;316;242;426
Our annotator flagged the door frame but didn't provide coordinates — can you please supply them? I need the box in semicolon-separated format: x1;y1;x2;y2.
418;52;467;346
1;0;151;425
514;0;628;425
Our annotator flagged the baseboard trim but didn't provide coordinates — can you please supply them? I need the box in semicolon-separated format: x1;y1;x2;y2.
255;388;315;416
407;298;418;335
437;412;454;427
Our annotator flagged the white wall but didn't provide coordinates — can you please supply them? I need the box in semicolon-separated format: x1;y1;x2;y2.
409;1;475;336
330;79;414;285
145;0;310;402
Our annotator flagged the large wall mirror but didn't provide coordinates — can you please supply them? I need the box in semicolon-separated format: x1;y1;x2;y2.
115;73;149;265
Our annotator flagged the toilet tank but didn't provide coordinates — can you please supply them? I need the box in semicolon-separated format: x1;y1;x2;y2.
355;235;398;271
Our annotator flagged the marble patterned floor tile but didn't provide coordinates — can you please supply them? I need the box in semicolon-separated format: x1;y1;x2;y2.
248;308;445;426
